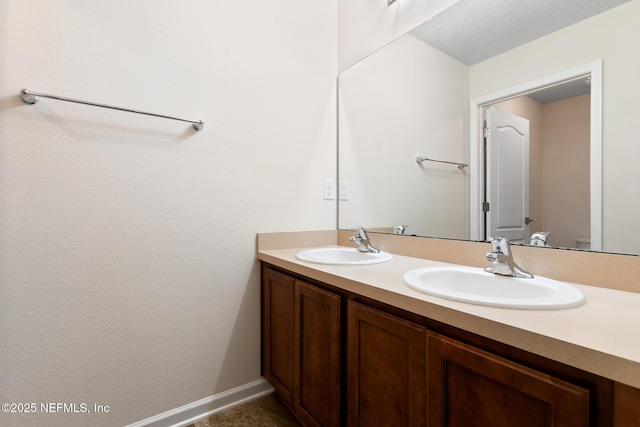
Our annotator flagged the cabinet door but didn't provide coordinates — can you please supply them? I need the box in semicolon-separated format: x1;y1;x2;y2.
428;333;590;427
263;268;296;406
295;281;341;427
614;382;640;427
347;301;427;427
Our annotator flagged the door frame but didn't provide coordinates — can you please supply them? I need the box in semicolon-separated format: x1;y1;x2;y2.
469;60;603;251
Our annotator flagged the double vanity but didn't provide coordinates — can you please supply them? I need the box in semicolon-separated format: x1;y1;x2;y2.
297;241;585;310
257;230;640;426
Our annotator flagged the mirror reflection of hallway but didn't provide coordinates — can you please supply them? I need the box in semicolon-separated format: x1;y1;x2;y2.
484;107;530;244
481;78;591;249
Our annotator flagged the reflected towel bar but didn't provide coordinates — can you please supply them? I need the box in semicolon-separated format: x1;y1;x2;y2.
20;88;204;131
416;156;468;170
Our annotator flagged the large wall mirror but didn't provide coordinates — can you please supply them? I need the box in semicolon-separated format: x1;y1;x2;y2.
338;0;640;256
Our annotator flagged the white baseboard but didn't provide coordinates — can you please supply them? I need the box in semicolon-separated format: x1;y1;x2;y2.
126;378;274;427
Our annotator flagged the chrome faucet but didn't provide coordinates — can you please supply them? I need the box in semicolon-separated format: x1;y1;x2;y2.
394;225;409;235
349;227;380;253
484;237;533;278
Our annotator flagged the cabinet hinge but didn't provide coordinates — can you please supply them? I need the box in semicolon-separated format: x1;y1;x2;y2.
483;202;490;212
483;127;490;138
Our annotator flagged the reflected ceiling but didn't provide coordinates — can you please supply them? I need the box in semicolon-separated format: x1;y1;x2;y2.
527;77;591;104
410;0;631;65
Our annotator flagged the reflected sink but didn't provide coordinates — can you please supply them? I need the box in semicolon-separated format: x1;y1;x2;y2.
403;266;585;309
296;247;392;265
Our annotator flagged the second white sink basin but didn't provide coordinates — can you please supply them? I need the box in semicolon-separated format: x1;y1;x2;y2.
403;266;585;309
296;247;392;265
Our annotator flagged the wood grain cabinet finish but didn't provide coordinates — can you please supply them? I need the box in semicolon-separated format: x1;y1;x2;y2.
261;264;640;427
262;267;340;427
427;333;590;427
613;382;640;427
263;268;296;406
347;301;427;427
294;280;341;427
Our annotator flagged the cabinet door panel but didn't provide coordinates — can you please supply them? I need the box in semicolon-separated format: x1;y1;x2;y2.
295;281;341;427
348;301;427;427
263;269;296;405
428;333;589;427
614;382;640;427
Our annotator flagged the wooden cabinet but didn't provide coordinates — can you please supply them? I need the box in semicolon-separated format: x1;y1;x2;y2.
347;301;427;427
261;264;627;427
295;279;341;426
262;267;341;427
427;333;590;427
614;382;640;427
262;268;295;405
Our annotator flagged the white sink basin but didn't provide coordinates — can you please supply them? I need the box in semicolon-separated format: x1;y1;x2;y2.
296;247;392;265
403;266;585;309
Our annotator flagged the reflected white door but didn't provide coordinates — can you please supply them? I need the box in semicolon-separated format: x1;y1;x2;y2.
485;107;530;243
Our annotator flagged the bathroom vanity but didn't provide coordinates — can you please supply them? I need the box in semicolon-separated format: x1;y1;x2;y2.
258;231;640;427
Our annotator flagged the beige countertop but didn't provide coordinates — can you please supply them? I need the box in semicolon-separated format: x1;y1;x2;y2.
258;241;640;389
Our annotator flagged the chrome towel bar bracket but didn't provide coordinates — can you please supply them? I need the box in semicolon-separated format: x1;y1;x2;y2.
20;88;204;131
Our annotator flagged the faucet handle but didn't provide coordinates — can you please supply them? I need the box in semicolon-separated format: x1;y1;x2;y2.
489;236;511;255
348;227;380;253
349;226;368;239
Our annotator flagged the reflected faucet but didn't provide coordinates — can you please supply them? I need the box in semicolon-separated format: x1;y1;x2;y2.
349;227;380;253
484;237;533;278
529;231;550;247
394;225;409;235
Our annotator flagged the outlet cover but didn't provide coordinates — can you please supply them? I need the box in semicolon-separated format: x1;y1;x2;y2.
324;179;335;200
339;180;349;200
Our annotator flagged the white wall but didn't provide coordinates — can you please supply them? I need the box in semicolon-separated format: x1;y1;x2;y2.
470;0;640;254
0;1;337;426
338;0;459;71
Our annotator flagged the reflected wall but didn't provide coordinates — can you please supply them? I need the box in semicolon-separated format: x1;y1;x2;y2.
469;0;640;254
339;0;640;255
339;34;469;238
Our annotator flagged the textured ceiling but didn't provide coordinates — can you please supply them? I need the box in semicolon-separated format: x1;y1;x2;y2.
527;77;591;104
410;0;631;66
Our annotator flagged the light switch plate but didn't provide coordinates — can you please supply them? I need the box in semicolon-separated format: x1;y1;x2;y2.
339;180;349;200
324;179;335;200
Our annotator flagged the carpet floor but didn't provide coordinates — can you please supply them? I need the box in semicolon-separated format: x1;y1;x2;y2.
186;394;302;427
